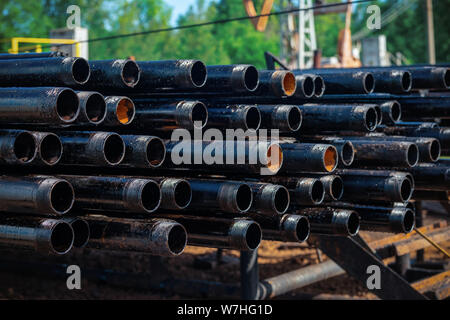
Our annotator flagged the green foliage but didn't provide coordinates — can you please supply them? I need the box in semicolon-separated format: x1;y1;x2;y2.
1;0;449;65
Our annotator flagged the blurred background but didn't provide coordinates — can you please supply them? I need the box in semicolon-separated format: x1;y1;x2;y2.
1;0;449;69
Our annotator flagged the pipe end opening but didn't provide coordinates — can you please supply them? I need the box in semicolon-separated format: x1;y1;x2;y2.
174;180;192;209
245;222;262;250
245;106;261;130
14;132;36;163
122;60;140;87
168;224;187;255
72;58;90;84
40;134;62;165
407;144;419;167
141;181;161;213
365;107;378;131
56;89;79;122
50;222;74;255
364;73;375;93
85;93;107;124
104;134;125;165
146;138;166;167
50;180;74;214
190;61;207;87
244;66;259;92
71;219;90;248
323;146;337;172
402;71;412;92
282;72;296;96
347;212;360;236
236;184;253;212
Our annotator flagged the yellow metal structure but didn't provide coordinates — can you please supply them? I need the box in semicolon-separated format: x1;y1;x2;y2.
8;37;81;56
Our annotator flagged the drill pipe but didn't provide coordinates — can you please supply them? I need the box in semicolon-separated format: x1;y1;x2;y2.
408;67;450;90
337;171;414;203
409;163;450;191
258;105;302;132
0;51;67;59
248;183;290;215
135;60;207;91
103;96;135;126
258;214;310;243
155;215;262;251
297;104;378;132
59;131;125;166
280;143;337;173
293;74;315;98
0;130;37;165
254;70;297;97
294;137;355;167
264;177;325;205
150;177;192;210
0;87;80;124
206;105;261;130
187;179;253;214
350;140;419;168
325;202;415;234
202;65;259;93
292;70;374;94
164;140;283;175
341;135;440;163
311;75;326;97
75;91;107;125
0;57;90;86
296;208;360;236
85;216;186;256
0;216;74;255
30;131;63;166
0;176;74;215
380;101;402;125
61;217;90;248
121;135;166;168
293;174;344;201
59;175;161;214
83;59;140;89
132;100;208;131
381;123;450;149
373;70;412;93
395;97;450;120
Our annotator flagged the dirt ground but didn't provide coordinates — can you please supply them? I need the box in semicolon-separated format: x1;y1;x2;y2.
0;218;448;300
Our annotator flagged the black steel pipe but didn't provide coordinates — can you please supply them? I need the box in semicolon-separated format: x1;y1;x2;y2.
83;59;140;89
254;70;297;97
293;70;374;94
341;135;440;163
164;140;283;175
61;217;90;248
151;177;192;210
380;101;402;125
338;170;414;203
59;175;161;214
30;131;63;166
358;207;415;234
103;96;135;126
75;91;107;125
258;105;302;132
295;174;344;201
248;183;290;215
325;202;415;234
381;123;450;148
156;215;262;251
0;87;80;124
409;67;450;90
133;100;208;131
121;135;166;168
259;214;310;243
206;105;261;130
59;131;125;166
350;140;419;168
0;216;74;255
280;143;337;173
0;130;37;165
85;216;187;256
409;163;450;191
297;104;378;132
202;65;259;93
293;74;315;98
135;60;207;91
296;208;360;236
0;175;74;215
296;137;355;167
0;57;90;86
373;70;412;93
264;177;325;205
188;179;253;214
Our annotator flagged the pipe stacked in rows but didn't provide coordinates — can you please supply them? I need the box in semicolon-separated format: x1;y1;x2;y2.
0;52;448;259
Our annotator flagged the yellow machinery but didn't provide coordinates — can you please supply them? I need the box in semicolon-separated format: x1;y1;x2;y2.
8;37;81;56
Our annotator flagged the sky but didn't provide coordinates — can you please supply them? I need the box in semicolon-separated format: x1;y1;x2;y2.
164;0;198;26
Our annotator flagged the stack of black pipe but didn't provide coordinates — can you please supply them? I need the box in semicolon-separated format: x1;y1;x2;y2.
0;52;448;260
